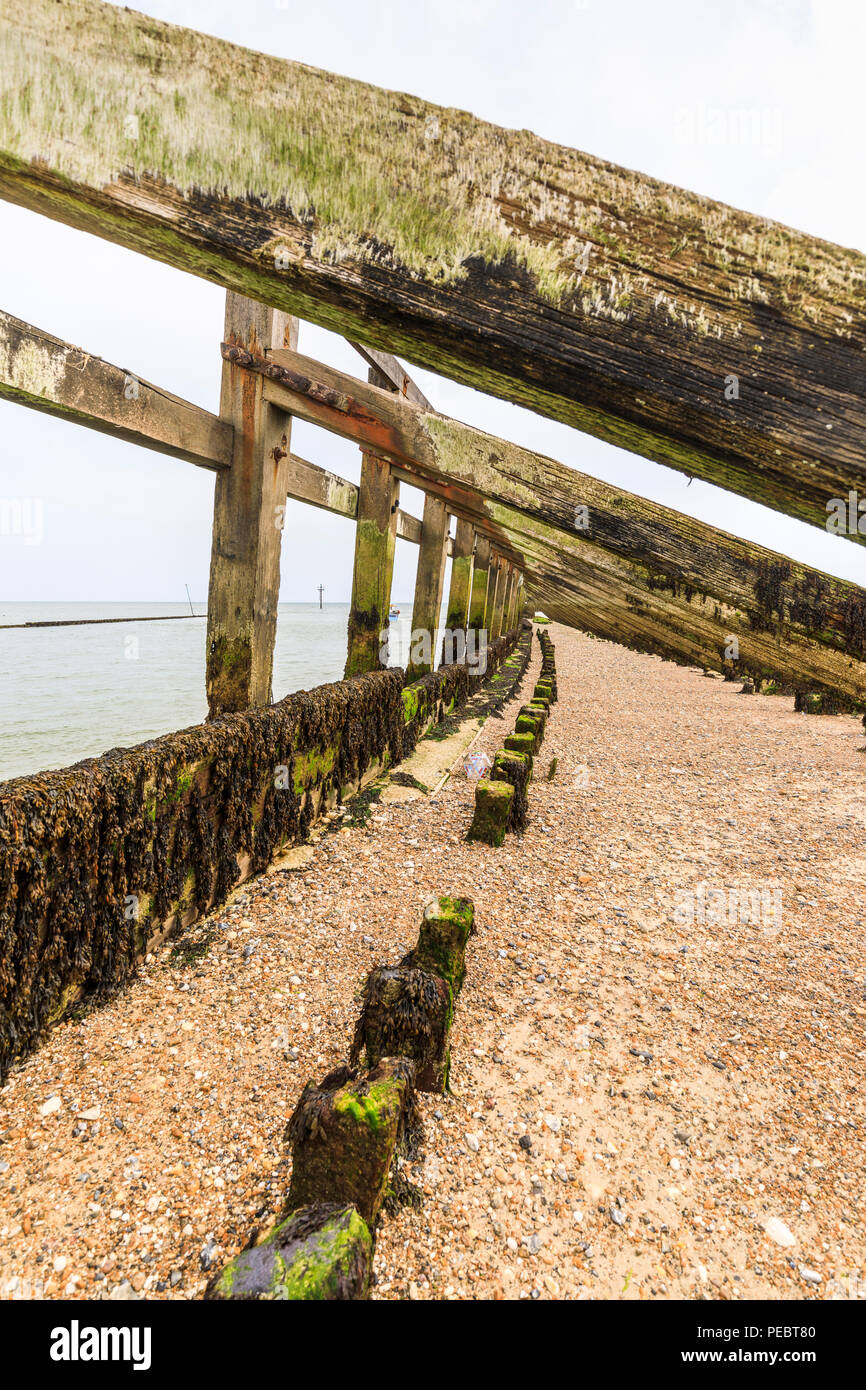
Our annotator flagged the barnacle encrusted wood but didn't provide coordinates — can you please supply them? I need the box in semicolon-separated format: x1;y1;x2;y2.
349;965;453;1093
206;1203;372;1301
285;1058;416;1226
1;0;863;533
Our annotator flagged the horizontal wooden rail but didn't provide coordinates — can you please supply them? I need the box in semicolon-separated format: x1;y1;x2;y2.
0;309;232;470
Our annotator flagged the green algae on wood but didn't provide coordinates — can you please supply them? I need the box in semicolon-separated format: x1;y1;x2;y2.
467;778;514;847
404;895;475;996
514;713;544;752
491;749;532;832
206;1203;371;1301
285;1057;415;1225
504;731;535;760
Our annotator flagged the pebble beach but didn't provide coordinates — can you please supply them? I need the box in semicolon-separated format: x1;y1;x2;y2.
1;623;864;1302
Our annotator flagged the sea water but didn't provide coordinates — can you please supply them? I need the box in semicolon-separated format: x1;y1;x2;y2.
0;601;422;782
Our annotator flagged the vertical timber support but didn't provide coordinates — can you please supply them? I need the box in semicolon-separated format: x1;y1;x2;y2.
489;554;508;640
345;452;399;676
206;293;296;717
407;492;450;680
513;572;525;626
445;517;474;637
468;534;490;644
502;566;517;634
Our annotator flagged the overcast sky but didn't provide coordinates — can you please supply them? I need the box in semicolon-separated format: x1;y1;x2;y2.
0;0;863;604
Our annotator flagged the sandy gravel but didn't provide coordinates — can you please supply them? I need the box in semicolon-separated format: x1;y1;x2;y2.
1;625;864;1302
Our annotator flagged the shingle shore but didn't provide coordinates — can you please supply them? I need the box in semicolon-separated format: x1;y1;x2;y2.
1;625;864;1302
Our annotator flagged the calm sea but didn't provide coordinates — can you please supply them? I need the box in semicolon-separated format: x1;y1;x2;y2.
0;602;422;783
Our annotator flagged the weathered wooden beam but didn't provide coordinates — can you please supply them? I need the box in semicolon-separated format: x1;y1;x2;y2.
445;517;475;632
206;294;296;716
513;574;525;627
3;0;863;535
252;346;866;696
468;534;491;635
285;452;357;521
0;309;232;469
407;493;449;680
345;453;399;676
511;512;866;696
346;342;434;412
258;346;866;650
283;451;425;547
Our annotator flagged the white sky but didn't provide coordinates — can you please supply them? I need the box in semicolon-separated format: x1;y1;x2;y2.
0;0;863;603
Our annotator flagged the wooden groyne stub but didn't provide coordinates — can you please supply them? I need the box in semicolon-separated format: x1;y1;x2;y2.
284;1057;416;1227
467;778;516;847
206;1203;372;1302
349;966;453;1093
405;896;475;996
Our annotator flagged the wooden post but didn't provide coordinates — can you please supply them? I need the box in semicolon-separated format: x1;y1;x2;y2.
488;555;507;639
468;534;490;636
513;572;525;627
502;566;517;634
445;517;474;636
407;492;450;680
206;293;296;717
344;452;400;677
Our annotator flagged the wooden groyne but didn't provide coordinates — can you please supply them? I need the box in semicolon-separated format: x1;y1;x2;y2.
0;626;530;1080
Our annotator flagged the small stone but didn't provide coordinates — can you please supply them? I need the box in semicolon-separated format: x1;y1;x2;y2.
762;1217;797;1248
39;1096;61;1117
77;1106;101;1121
610;1207;625;1227
53;1255;68;1273
799;1266;821;1286
200;1238;217;1270
465;1133;480;1153
518;1135;532;1153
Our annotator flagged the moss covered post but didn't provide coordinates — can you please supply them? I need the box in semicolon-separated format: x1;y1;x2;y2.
445;517;474;637
206;293;296;717
407;492;450;680
344;451;400;676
